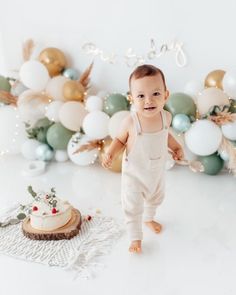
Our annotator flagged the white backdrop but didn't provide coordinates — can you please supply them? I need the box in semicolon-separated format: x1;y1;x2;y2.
0;0;236;93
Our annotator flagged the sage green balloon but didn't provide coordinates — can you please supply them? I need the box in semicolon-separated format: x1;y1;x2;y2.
198;153;224;175
0;76;11;92
103;93;129;116
34;117;52;129
46;123;74;150
229;99;236;113
165;92;196;118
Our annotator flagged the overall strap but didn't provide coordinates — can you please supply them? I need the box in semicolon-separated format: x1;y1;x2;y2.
131;112;142;135
161;110;168;129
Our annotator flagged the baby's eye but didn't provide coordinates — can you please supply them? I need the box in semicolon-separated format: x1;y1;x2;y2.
137;94;144;99
153;92;160;96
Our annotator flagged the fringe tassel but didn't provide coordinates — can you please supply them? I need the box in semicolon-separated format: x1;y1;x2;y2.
66;216;124;279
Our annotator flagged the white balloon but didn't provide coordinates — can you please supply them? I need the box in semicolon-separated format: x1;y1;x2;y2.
19;60;49;91
221;121;236;140
109;111;130;138
83;111;110;139
85;95;103;112
185;120;222;156
197;87;230;115
223;70;236;97
21;139;41;160
59;101;87;131
184;80;204;103
45;76;68;101
0;106;27;154
45;101;63;122
54;150;69;162
67;132;99;166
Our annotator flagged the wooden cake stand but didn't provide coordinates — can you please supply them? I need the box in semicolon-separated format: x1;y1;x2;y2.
22;208;82;240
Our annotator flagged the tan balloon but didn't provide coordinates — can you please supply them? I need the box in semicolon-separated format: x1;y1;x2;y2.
63;80;85;102
99;138;124;173
204;69;225;90
39;47;67;77
197;87;230;115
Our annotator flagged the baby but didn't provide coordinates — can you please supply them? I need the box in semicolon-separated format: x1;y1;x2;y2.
102;64;184;253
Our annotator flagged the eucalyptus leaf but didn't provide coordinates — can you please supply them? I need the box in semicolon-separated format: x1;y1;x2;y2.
17;213;27;220
9;219;20;225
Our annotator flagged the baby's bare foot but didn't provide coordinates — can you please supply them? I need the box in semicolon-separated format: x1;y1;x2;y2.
145;220;162;233
129;240;142;253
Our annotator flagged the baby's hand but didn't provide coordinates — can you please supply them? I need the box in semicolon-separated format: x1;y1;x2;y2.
171;147;184;161
102;153;113;169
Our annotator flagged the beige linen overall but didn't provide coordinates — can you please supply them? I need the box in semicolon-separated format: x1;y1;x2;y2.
121;110;168;240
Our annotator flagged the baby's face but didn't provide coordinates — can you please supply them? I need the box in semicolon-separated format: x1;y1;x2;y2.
130;74;169;118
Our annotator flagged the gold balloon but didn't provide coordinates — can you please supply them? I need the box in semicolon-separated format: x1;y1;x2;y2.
39;47;67;77
99;138;124;173
204;69;225;90
63;81;85;102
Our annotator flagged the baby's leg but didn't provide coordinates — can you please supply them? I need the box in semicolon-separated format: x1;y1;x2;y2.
143;180;165;234
122;191;144;253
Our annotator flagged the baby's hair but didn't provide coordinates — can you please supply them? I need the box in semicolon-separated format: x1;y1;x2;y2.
129;64;167;90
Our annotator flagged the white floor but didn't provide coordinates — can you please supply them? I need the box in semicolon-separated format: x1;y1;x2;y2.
0;155;236;295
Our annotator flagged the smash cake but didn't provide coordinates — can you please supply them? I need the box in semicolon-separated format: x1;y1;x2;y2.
22;186;81;240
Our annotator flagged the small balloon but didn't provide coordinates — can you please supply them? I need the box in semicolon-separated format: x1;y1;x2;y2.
19;61;50;91
63;68;79;80
85;95;103;112
63;80;85;102
197;87;230;115
46;123;74;150
45;75;68;101
83;111;110;139
198;153;224;175
172;114;191;133
165;92;196;118
204;69;225;89
39;47;67;77
67;132;99;166
103;93;129;116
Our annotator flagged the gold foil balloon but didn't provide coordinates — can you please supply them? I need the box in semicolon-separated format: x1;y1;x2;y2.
204;70;225;90
39;48;67;77
99;138;124;173
63;80;85;102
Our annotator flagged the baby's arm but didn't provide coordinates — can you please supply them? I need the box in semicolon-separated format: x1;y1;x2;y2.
102;115;131;168
165;111;184;161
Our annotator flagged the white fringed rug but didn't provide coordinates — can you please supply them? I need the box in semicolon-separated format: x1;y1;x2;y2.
0;211;123;279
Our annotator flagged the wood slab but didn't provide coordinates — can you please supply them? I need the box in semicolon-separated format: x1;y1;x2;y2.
22;208;82;240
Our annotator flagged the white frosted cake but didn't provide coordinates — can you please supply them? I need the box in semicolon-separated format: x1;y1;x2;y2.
28;186;72;232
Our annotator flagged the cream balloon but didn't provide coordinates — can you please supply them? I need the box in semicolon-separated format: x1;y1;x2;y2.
83;111;110;139
185;120;222;156
45;76;68;101
0;106;27;154
19;60;50;91
221;121;236;140
45;101;63;122
109;110;130;139
85;95;103;112
59;101;87;131
197;87;230;115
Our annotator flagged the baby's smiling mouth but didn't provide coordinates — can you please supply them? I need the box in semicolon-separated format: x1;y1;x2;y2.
144;106;157;110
